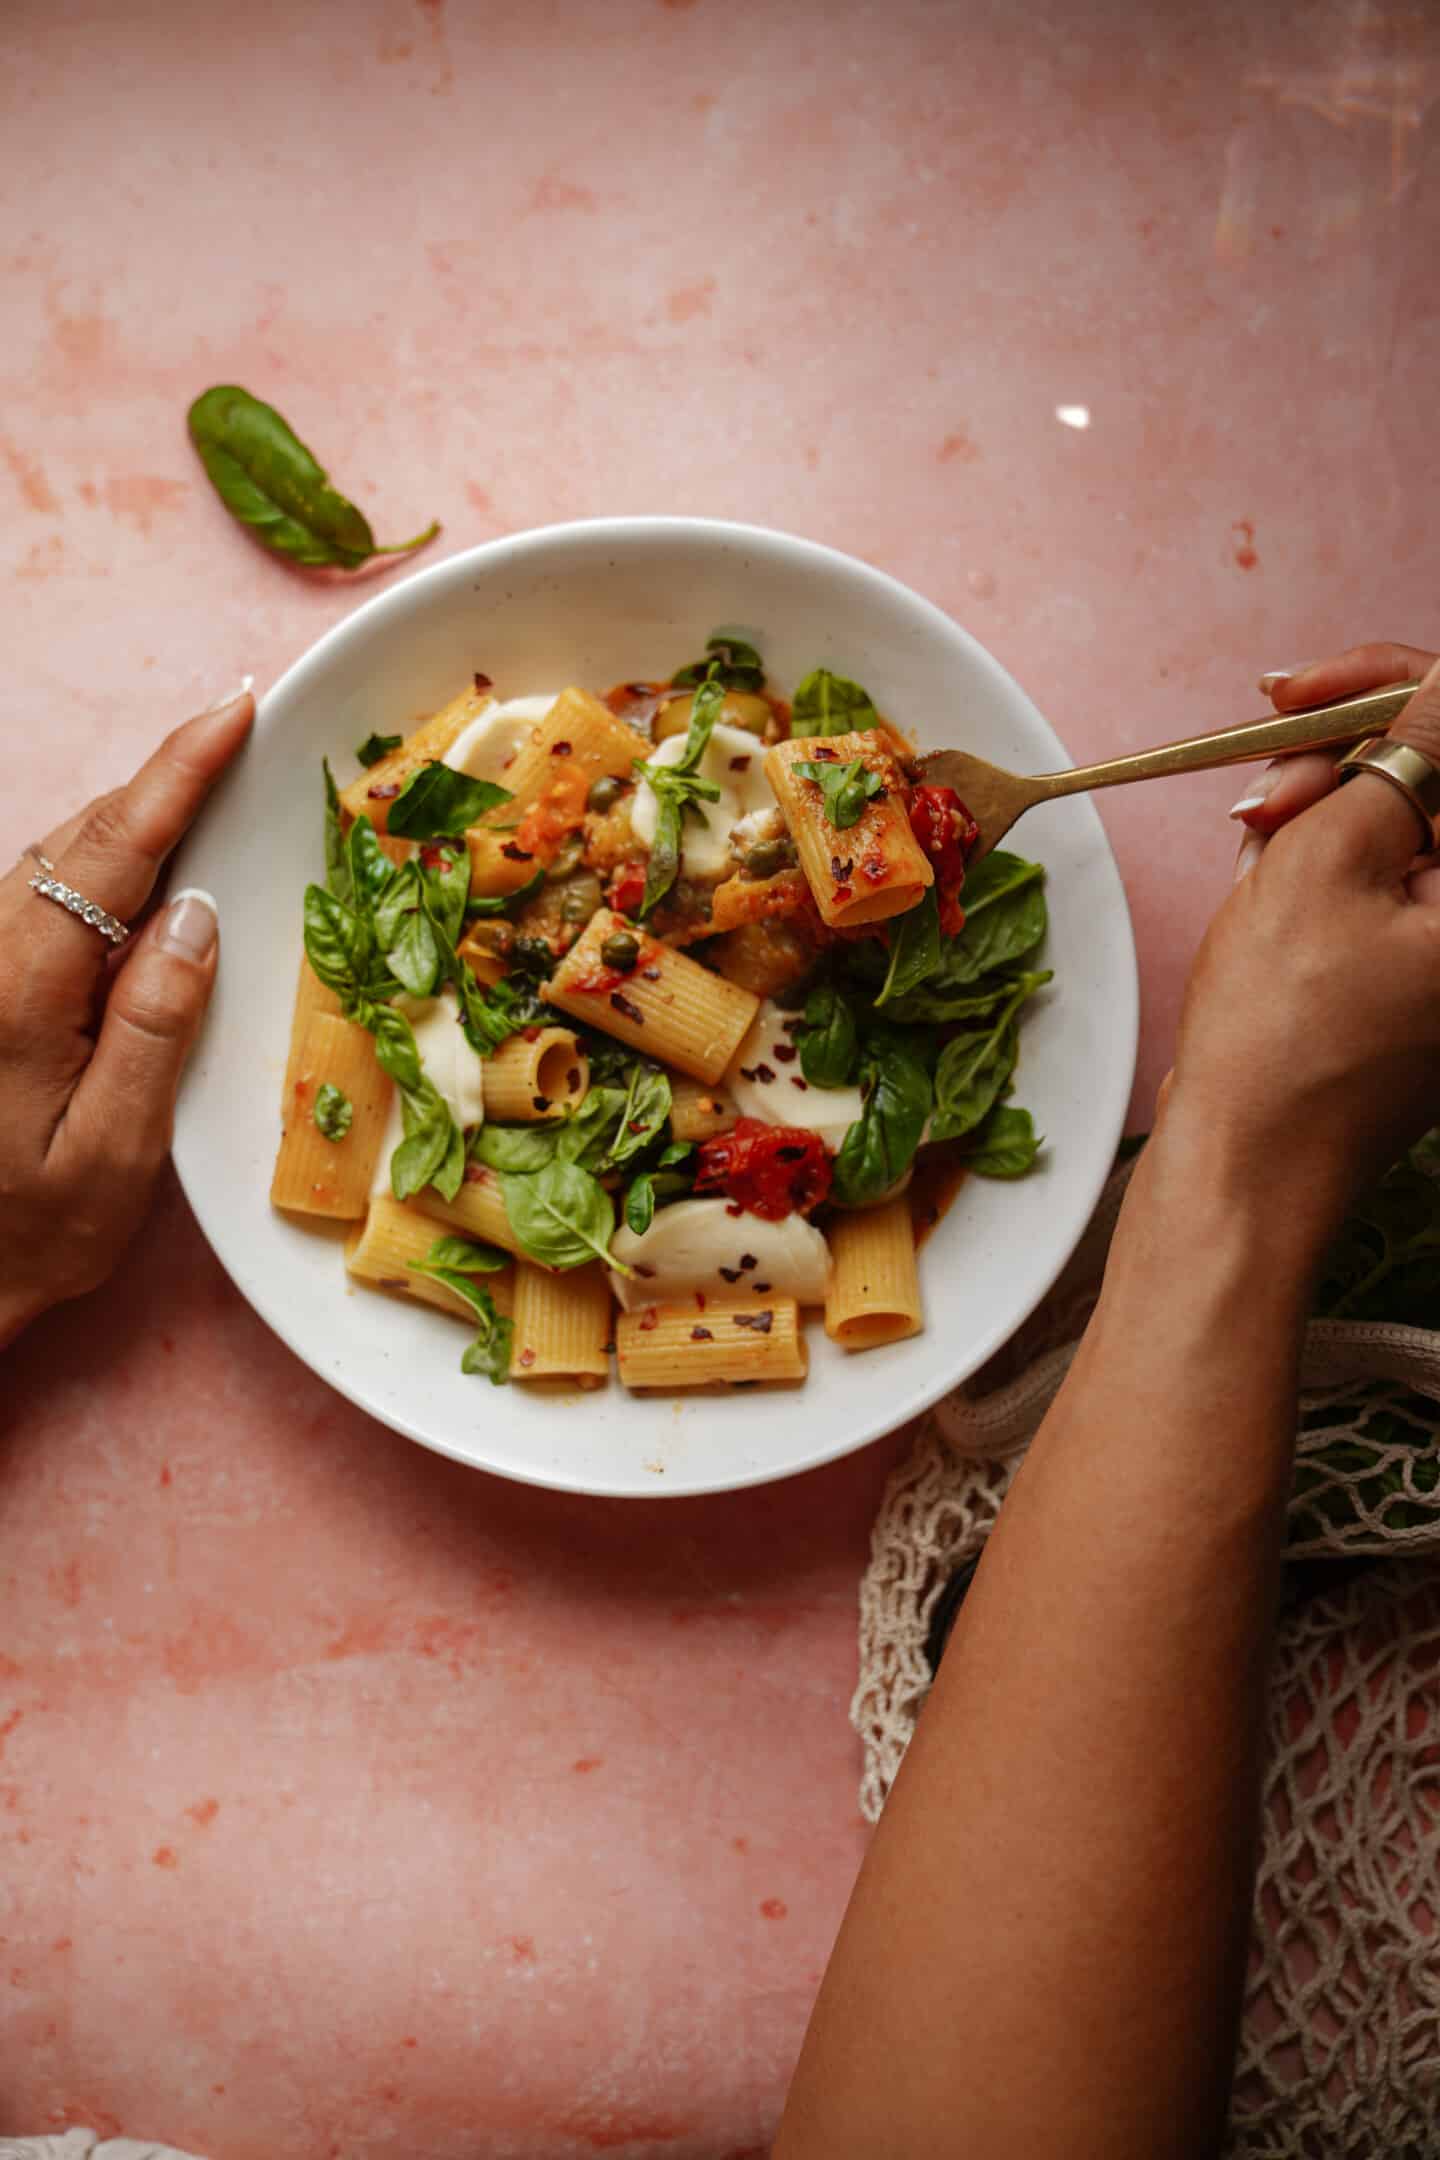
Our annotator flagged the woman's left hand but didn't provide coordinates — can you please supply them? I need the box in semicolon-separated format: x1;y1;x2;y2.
0;687;254;1347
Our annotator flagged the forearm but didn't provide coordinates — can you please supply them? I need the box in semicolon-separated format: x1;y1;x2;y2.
778;1132;1318;2160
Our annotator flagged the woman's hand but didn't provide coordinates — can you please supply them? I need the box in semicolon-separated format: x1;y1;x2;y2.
0;688;254;1347
1158;642;1440;1255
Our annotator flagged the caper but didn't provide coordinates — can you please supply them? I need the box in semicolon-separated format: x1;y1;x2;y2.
600;930;641;973
587;773;626;813
559;870;603;924
546;832;585;880
743;837;797;881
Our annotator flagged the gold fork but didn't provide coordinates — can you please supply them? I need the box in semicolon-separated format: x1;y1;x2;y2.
917;682;1419;861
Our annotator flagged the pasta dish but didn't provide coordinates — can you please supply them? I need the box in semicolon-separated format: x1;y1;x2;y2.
272;633;1051;1392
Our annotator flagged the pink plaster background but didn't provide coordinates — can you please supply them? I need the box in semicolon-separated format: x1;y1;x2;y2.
3;0;1438;2152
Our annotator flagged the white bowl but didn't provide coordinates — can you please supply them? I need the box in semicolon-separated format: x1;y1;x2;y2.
172;518;1137;1497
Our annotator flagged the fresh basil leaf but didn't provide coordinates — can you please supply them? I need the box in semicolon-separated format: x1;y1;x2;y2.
323;760;351;904
356;732;403;768
636;678;727;916
790;667;879;738
885;967;1053;1028
657;1138;694;1171
930;983;1035;1141
623;1156;695;1237
875;889;941;1008
473;1122;569;1174
388;901;441;998
391;1085;455;1201
418;1233;508;1273
599;1067;672;1173
312;1082;353;1142
832;1031;933;1207
372;860;420;952
303;883;363;995
499;1162;625;1272
465;866;545;919
459;1298;514;1384
957;850;1045;918
799;984;859;1088
926;871;1047;988
961;1105;1042;1178
405;1258;512;1383
671;631;765;693
366;1002;424;1094
387;761;512;840
420;843;471;948
793;757;886;831
187;385;440;570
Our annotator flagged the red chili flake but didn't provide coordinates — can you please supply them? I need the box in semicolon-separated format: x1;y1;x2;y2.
695;1290;706;1310
550;740;573;757
809;745;838;762
780;1016;804;1034
772;1043;797;1063
639;1307;660;1332
464;1163;489;1185
474;671;493;692
518;1347;536;1368
739;1252;757;1270
532;1095;551;1113
790;1077;809;1090
627;1118;649;1133
830;855;854;882
752;1282;771;1293
729;755;752;771
419;843;449;869
522;1026;542;1042
368;781;401;800
641;965;661;981
611;990;644;1024
378;1276;408;1290
726;1202;744;1217
608;861;648;918
691;1326;714;1341
732;1309;774;1333
633;1263;657;1279
502;842;534;861
754;1063;776;1084
834;885;854;903
738;1066;756;1082
861;856;888;884
718;1265;742;1283
566;1067;582;1093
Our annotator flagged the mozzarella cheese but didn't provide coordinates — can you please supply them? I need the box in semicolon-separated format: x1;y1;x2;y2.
609;1198;830;1312
726;999;865;1150
396;989;486;1128
443;693;558;784
629;722;775;878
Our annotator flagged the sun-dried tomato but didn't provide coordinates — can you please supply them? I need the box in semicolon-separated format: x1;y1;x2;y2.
693;1117;831;1221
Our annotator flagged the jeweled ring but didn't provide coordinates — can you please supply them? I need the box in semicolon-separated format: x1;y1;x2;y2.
1336;737;1440;852
25;850;131;947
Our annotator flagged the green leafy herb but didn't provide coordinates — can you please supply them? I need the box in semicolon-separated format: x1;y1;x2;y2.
635;677;725;915
312;1083;353;1142
323;759;351;906
790;667;880;738
929;982;1036;1141
961;1104;1042;1178
671;632;765;693
884;968;1052;1028
799;984;859;1088
465;866;545;919
387;899;442;999
623;1142;695;1236
832;1030;933;1207
406;1247;513;1383
498;1162;626;1273
599;1066;673;1173
910;857;1046;991
187;385;440;570
388;762;512;840
957;849;1046;918
793;757;886;830
420;843;471;948
356;732;403;768
875;889;941;1008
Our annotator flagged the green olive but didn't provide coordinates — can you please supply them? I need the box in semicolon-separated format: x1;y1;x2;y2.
559;870;603;924
586;773;626;813
654;689;771;742
546;832;585;880
600;929;641;973
743;837;797;881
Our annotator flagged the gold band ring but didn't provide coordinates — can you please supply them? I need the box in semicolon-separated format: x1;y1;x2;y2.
1335;737;1440;851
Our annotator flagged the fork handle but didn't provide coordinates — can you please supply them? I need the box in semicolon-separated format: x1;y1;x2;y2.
1031;682;1419;800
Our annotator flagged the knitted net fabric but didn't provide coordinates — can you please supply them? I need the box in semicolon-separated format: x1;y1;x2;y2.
854;1161;1440;2155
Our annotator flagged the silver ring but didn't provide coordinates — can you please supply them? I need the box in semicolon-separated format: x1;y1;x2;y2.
26;850;131;947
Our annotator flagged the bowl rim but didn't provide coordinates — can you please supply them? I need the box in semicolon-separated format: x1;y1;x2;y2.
173;515;1139;1496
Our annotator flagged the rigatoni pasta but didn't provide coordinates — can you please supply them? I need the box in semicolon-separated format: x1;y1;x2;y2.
339;685;489;832
616;1296;807;1389
544;910;758;1084
510;1261;611;1385
271;1013;393;1219
346;1196;516;1321
482;1028;589;1121
764;731;933;929
824;1197;923;1350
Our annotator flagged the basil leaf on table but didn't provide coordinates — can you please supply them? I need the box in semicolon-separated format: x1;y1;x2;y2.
323;760;352;905
388;762;513;841
312;1083;353;1142
187;385;440;570
885;967;1053;1028
798;983;859;1088
793;758;886;831
405;1253;513;1384
831;1030;933;1208
671;632;765;693
499;1162;627;1273
929;982;1036;1141
635;677;725;916
790;667;879;738
356;732;403;768
624;1143;695;1236
465;866;545;919
961;1104;1042;1179
875;888;941;1008
418;1234;508;1273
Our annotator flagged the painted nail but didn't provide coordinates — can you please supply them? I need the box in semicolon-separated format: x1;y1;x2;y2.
1234;830;1265;883
1257;663;1314;696
1228;758;1284;820
200;675;256;716
159;886;219;961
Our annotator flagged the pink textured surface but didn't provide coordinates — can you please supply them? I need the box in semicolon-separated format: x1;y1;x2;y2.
3;0;1438;2151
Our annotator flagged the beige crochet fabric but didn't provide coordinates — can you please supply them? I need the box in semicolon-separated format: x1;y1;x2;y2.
855;1162;1440;2156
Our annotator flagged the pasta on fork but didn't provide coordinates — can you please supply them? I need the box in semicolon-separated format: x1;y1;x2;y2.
272;634;1053;1394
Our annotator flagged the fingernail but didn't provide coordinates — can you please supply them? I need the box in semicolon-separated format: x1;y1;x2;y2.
1257;663;1313;696
1234;830;1266;883
159;886;219;961
200;675;255;717
1228;758;1285;820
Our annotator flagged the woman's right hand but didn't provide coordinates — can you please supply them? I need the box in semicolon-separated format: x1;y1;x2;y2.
1153;641;1440;1260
